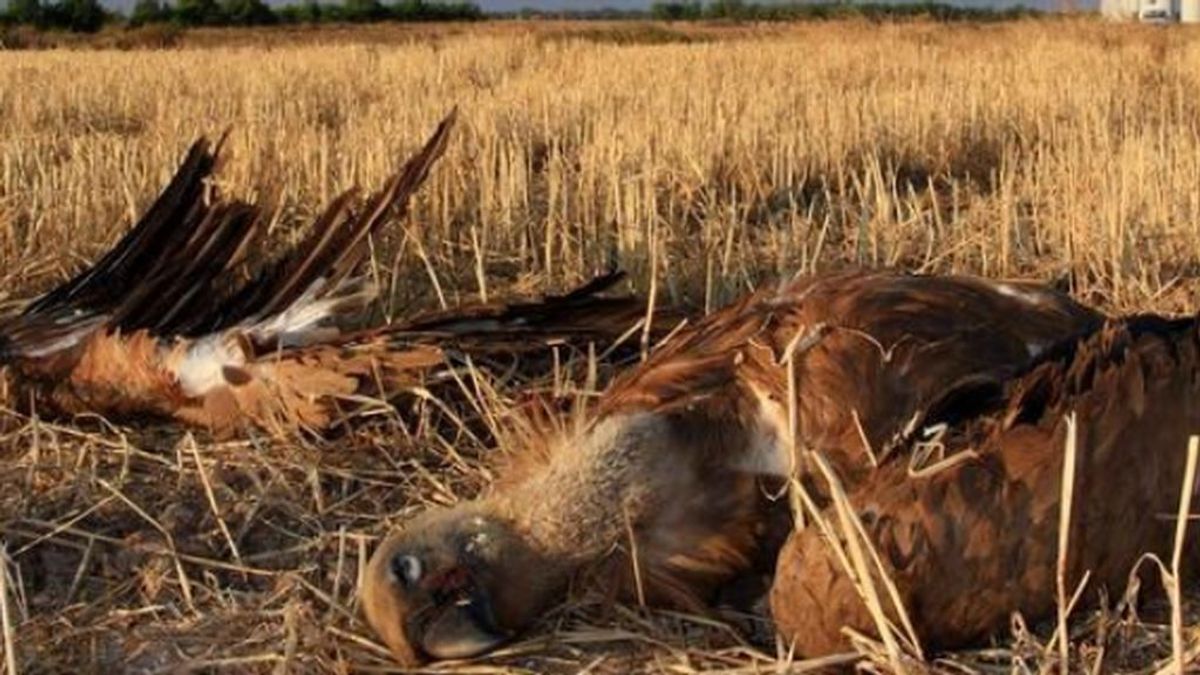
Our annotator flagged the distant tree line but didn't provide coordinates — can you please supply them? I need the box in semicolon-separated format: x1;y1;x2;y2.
0;0;482;32
504;1;1041;20
0;0;1041;35
647;0;1040;21
4;0;108;31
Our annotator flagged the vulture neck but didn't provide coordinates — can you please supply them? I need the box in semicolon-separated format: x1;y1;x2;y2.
488;403;788;595
493;413;685;565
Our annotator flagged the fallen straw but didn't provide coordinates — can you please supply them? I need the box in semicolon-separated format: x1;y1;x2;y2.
0;544;16;675
1056;412;1081;670
1169;437;1199;675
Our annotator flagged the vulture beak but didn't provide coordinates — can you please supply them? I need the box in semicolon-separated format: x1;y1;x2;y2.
417;583;508;660
402;553;509;660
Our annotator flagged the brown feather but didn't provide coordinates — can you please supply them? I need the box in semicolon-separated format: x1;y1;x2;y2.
221;109;457;332
45;331;185;420
175;342;445;436
771;315;1200;656
600;269;1103;480
174;270;649;436
0;136;230;360
11;267;649;436
4;109;456;378
23;136;222;318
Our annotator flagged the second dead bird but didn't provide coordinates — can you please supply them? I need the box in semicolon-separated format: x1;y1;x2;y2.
0;111;651;436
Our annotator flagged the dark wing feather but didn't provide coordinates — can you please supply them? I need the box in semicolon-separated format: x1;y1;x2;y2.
357;270;651;357
396;269;634;335
3;110;456;369
23;136;223;318
205;109;458;337
113;201;263;334
175;269;655;435
0;136;242;359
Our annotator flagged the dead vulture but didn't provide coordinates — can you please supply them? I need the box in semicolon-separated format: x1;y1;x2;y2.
360;269;1103;664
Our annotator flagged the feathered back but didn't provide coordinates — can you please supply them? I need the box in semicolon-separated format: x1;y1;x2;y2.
772;314;1200;656
594;269;1104;482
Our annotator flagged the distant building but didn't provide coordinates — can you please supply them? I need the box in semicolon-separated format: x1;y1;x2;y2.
1101;0;1200;21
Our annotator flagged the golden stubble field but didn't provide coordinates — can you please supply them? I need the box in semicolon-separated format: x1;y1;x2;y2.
2;18;1200;673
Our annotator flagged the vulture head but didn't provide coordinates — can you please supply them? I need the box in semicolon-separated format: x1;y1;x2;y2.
361;503;563;664
361;412;784;664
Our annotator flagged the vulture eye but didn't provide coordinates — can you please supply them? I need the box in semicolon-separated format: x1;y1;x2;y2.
392;554;422;587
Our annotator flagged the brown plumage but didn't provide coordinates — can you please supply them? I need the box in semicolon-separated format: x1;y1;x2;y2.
771;313;1200;657
0;112;648;436
361;269;1103;664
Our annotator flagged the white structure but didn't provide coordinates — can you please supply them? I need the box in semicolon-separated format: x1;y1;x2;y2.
1100;0;1139;17
1101;0;1200;21
1183;0;1200;22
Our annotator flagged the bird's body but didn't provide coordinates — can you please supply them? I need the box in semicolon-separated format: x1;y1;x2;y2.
596;269;1104;486
362;268;1104;664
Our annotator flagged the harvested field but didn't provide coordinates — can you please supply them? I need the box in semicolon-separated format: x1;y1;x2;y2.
2;18;1200;673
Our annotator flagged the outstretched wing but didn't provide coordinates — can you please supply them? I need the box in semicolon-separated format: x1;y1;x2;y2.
126;108;458;342
24;136;226;318
0;135;240;360
388;269;643;348
207;109;458;342
1;111;457;367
